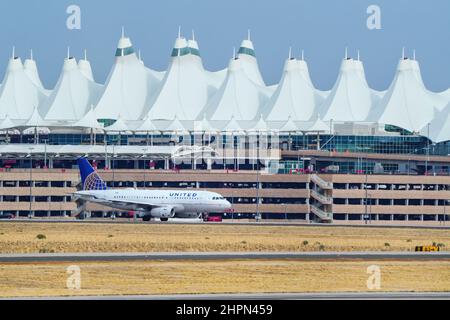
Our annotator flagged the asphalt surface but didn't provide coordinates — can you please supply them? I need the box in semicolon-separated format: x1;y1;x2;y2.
1;218;450;230
1;251;449;263
6;292;450;300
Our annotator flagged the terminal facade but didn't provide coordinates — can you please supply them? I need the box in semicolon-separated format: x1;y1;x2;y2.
0;145;449;223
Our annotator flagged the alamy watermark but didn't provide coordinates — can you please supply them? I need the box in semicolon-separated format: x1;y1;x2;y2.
66;4;81;30
366;265;381;290
367;5;382;30
66;265;81;290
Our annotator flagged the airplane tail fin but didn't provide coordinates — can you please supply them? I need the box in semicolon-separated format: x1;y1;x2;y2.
77;157;108;191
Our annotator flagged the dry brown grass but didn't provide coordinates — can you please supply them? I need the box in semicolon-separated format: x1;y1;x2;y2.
0;260;449;297
0;222;448;254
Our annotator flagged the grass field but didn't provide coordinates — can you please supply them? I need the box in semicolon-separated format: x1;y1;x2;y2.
0;222;448;253
0;260;449;297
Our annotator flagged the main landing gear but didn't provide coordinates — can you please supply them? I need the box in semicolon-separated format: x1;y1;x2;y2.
142;216;169;222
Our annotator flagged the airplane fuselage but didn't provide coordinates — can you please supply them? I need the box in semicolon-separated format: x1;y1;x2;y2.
74;189;232;219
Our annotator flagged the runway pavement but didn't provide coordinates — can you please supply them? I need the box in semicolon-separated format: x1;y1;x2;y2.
6;292;450;300
1;218;450;230
1;251;449;263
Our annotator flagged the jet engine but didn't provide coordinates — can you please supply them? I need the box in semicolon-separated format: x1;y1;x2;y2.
150;207;176;218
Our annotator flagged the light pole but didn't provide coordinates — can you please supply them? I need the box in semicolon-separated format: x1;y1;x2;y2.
28;147;34;219
142;148;148;188
364;157;368;224
112;144;116;185
255;143;261;222
223;138;226;171
256;164;260;222
43;139;48;169
104;136;108;170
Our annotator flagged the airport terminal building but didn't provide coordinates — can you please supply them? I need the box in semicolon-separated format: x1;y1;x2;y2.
0;31;449;222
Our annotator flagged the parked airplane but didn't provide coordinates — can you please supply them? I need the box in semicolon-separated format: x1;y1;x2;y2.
74;157;232;221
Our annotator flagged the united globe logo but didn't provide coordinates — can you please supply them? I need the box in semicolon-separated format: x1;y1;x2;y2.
83;172;108;191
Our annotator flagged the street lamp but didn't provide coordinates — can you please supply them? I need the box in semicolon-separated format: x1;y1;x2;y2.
28;147;34;219
104;137;108;170
142;148;148;188
364;156;369;224
112;144;116;185
43;139;48;169
255;144;262;223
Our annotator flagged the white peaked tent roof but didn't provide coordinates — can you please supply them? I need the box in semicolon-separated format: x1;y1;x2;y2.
204;57;272;121
431;89;450;111
0;56;49;121
321;55;382;122
24;106;47;127
264;54;326;121
104;115;130;132
193;114;217;133
247;114;269;134
138;46;166;82
409;53;449;112
402;49;450;111
307;115;330;132
72;106;103;129
189;32;227;92
78;50;95;81
237;33;265;86
279;116;299;132
0;115;17;130
206;68;227;89
165;116;189;134
421;104;450;143
373;57;439;132
95;33;162;121
146;35;216;120
221;116;244;134
136;116;160;132
40;56;103;121
24;51;47;91
435;88;450;102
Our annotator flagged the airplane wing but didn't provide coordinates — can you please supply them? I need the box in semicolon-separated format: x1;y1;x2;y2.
107;199;164;212
73;193;165;212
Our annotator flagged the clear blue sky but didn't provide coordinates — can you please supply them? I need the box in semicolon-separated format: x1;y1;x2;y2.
1;0;449;91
